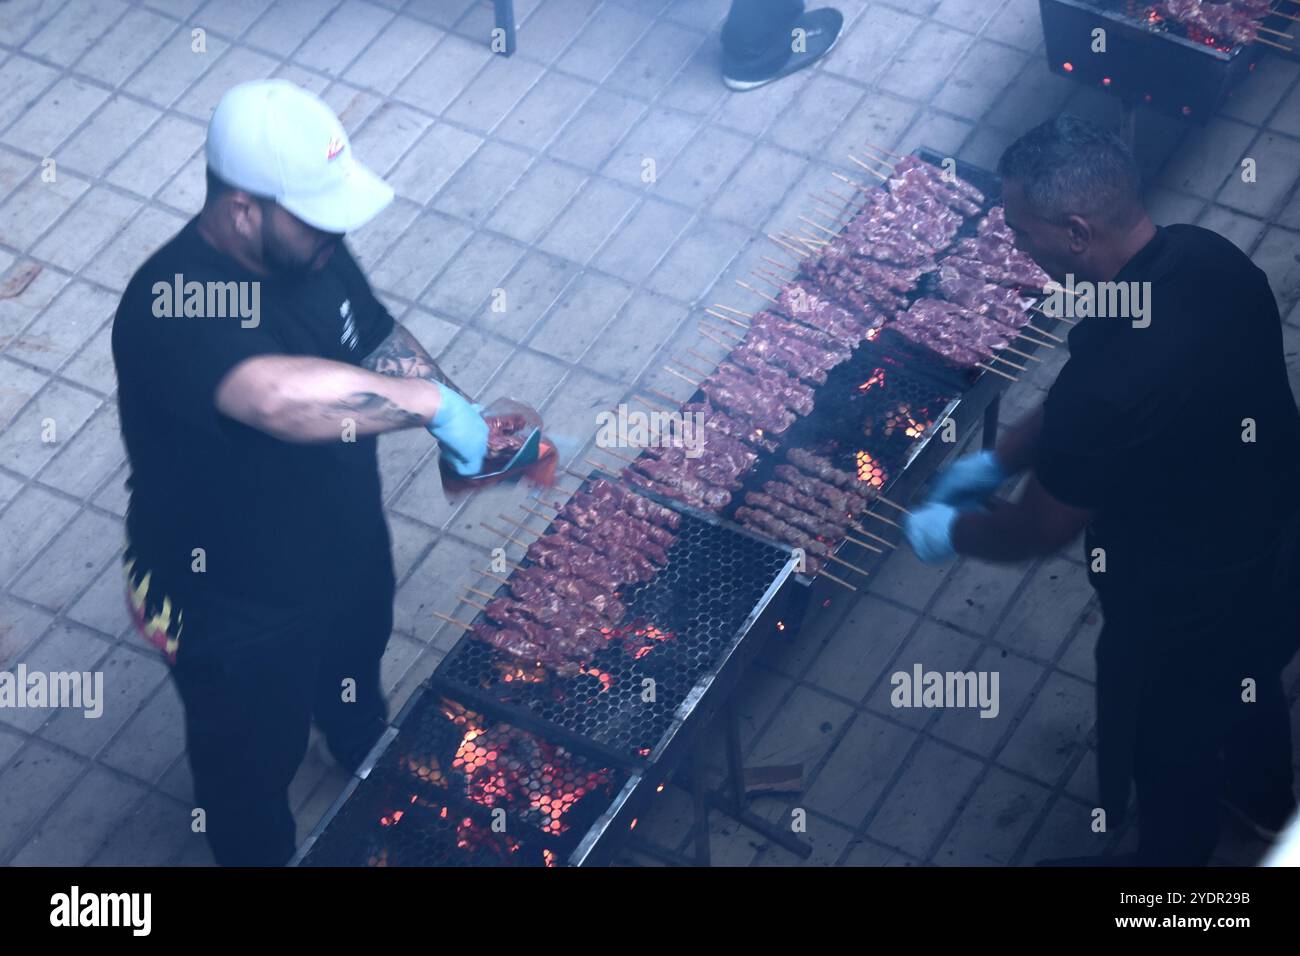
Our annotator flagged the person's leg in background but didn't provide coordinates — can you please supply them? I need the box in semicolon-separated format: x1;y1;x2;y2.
721;0;843;91
312;574;396;773
1222;657;1298;839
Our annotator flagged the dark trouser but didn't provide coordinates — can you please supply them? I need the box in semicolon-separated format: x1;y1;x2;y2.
1094;553;1299;866
722;0;806;76
170;581;394;867
1130;659;1294;865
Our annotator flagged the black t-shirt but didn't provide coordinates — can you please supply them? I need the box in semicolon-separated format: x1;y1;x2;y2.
1036;224;1300;604
112;218;396;611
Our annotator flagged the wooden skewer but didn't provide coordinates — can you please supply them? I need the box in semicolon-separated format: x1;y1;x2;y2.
843;535;884;554
668;354;713;378
467;586;496;601
712;303;753;319
1024;319;1065;342
482;571;511;586
988;353;1028;372
861;141;902;160
808;195;851;222
1000;345;1040;362
1014;329;1056;349
704;308;748;330
663;366;702;389
874;494;912;516
688;346;725;368
977;362;1019;382
826;187;865;210
851;150;893;172
640;385;685;407
698;327;733;350
519;504;556;523
700;319;743;341
1255;36;1292;51
848;155;889;181
750;269;785;291
461;596;489;612
860;510;903;530
768;233;809;258
799;214;840;238
433;610;476;630
1258;25;1293;38
762;255;796;274
1274;11;1300;22
736;279;780;305
817;568;858;591
850;523;896;548
481;521;529;549
498;512;536;533
780;229;822;253
826;553;871;576
791;227;828;247
832;170;870;194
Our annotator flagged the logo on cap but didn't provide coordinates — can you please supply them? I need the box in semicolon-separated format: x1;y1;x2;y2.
326;136;345;161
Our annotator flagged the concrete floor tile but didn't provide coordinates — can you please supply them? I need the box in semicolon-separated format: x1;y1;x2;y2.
998;670;1094;787
805;711;918;828
0;739;87;861
935;766;1052;866
865;738;982;859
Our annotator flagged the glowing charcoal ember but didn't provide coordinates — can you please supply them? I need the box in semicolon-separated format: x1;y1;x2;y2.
855;450;887;488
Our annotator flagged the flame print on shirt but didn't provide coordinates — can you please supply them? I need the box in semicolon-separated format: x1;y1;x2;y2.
123;553;184;666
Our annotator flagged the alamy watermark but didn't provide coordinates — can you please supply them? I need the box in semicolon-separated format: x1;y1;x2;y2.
1040;274;1151;328
890;664;999;719
152;273;260;328
0;665;103;719
596;404;707;458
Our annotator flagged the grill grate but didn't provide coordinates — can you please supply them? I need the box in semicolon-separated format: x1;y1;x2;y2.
300;693;622;866
433;477;794;766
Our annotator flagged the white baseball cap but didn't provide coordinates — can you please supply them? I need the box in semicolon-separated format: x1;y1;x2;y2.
205;79;393;234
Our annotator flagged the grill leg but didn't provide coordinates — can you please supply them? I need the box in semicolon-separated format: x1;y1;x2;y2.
981;393;1001;451
691;745;711;866
725;703;746;809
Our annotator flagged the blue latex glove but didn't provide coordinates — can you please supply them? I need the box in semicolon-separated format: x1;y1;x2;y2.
427;387;488;476
929;450;1008;509
905;502;959;564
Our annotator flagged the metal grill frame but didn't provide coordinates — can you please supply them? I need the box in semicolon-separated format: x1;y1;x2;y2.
293;148;1066;867
430;475;800;770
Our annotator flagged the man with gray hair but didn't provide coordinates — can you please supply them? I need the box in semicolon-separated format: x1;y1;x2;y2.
905;115;1300;865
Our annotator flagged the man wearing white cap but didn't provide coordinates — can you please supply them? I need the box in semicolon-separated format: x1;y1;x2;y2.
111;80;488;866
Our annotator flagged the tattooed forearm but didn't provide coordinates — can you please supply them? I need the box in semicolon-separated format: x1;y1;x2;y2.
336;391;427;429
363;323;461;393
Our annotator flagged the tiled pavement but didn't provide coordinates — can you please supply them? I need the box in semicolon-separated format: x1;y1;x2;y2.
1;0;1299;867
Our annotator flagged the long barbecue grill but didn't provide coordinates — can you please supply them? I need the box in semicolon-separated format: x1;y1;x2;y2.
296;148;1067;867
1040;0;1299;121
